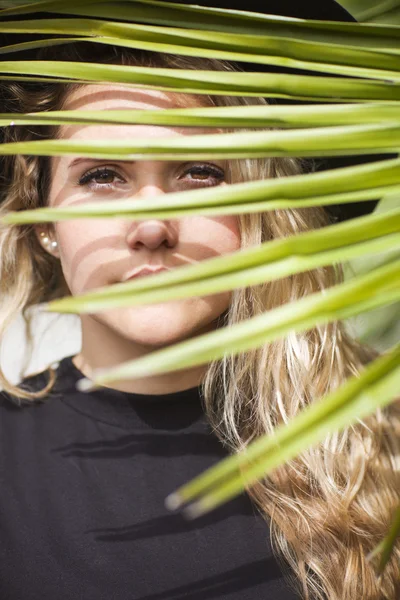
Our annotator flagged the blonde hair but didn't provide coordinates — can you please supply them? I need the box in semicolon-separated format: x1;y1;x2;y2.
0;42;399;599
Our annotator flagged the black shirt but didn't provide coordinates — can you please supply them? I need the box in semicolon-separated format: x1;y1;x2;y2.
0;355;300;599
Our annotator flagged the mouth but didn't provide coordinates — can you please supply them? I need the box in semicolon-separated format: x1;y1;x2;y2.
123;266;169;282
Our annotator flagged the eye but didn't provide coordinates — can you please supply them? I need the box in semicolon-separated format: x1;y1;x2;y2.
78;166;126;190
180;163;225;187
76;162;225;192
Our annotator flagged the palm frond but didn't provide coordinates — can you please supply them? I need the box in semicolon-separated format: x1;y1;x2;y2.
0;0;399;572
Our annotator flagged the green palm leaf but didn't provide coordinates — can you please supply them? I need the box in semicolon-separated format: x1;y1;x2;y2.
367;505;400;574
5;208;400;315
69;257;400;390
164;343;400;518
2;157;399;223
1;19;400;80
1;0;399;50
0;102;398;128
2;59;400;99
339;0;400;25
0;122;399;158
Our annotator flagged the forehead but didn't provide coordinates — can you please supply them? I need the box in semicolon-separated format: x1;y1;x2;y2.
61;83;206;112
57;83;217;143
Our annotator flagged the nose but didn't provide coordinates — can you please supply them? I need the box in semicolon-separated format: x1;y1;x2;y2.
127;219;177;251
126;184;177;251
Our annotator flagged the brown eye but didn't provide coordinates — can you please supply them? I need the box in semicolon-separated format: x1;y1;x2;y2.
182;163;225;186
93;170;115;184
190;170;210;180
78;167;124;188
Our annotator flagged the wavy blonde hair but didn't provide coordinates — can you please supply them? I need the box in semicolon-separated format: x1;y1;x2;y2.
0;42;399;600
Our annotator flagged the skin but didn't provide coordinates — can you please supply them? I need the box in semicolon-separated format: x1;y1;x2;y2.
34;84;241;395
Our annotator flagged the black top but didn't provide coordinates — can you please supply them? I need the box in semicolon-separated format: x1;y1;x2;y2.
0;355;300;600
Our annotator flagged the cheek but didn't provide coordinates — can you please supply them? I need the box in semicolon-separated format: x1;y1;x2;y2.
55;220;117;292
56;220;96;255
188;216;241;256
221;216;241;248
54;215;241;296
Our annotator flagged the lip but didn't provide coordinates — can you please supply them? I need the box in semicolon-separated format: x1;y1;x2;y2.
122;265;169;282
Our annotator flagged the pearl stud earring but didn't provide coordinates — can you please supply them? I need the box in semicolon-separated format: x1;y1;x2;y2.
39;230;58;250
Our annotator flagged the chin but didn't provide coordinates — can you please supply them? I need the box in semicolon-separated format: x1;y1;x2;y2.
113;326;202;350
95;300;225;346
115;314;218;348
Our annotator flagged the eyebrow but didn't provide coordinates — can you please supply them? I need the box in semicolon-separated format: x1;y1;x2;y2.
67;157;228;170
68;158;130;169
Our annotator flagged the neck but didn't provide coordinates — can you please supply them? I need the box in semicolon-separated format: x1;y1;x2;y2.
73;314;207;395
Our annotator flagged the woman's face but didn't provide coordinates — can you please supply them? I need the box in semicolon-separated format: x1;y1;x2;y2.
36;84;241;353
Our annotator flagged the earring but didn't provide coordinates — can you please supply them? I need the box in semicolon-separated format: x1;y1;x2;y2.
39;230;58;250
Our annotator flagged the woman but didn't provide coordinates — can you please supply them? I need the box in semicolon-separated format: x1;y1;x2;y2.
0;1;399;599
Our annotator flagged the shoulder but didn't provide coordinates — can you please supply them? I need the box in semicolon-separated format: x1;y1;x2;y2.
0;367;56;410
0;369;69;455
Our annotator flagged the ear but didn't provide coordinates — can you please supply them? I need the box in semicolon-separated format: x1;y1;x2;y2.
33;224;60;258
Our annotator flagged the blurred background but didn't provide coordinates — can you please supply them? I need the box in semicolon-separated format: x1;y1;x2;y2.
0;0;399;385
339;0;400;23
336;0;400;352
